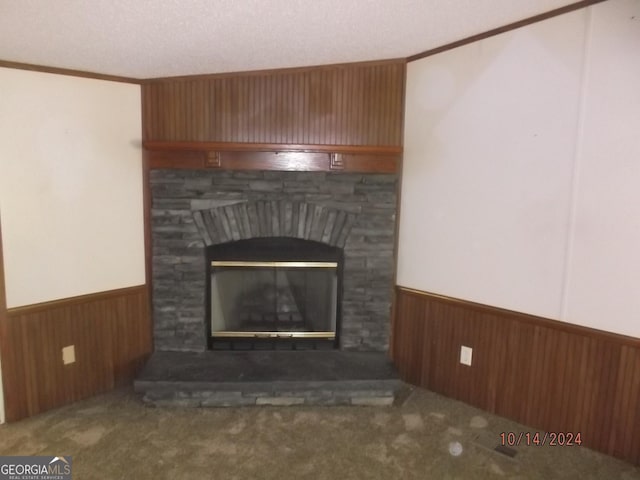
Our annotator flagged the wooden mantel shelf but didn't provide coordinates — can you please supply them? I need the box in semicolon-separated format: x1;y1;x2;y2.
143;141;402;173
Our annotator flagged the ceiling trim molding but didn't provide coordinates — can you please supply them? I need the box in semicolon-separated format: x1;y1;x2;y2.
407;0;608;62
0;59;141;84
142;57;406;83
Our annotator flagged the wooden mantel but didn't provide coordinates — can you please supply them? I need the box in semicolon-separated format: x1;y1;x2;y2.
143;141;402;173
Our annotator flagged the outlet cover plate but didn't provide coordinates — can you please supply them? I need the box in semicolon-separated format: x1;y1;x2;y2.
460;345;473;366
62;345;76;365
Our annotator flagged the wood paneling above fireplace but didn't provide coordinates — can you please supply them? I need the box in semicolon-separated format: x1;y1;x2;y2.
141;60;406;147
142;61;405;173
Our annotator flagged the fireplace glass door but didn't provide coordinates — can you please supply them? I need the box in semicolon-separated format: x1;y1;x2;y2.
206;237;342;350
210;260;338;339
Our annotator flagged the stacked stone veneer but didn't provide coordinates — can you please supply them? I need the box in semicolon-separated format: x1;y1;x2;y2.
151;170;398;352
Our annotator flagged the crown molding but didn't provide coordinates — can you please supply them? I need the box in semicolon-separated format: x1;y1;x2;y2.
407;0;607;62
0;59;141;84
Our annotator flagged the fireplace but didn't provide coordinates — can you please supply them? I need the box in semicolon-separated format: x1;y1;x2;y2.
206;237;343;349
140;159;403;408
150;169;397;352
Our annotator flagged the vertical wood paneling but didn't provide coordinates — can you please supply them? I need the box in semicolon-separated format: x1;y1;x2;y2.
393;287;640;466
0;286;151;421
392;291;424;385
142;61;405;146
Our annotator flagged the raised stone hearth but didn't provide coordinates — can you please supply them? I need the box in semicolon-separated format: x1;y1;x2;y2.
135;351;404;407
151;169;397;352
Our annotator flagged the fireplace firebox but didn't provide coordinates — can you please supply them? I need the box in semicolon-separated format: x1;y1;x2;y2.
206;237;343;350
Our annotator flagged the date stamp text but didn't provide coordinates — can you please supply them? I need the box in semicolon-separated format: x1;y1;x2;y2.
499;431;583;447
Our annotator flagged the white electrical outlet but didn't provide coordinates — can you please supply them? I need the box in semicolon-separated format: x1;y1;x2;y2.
62;345;76;365
460;345;473;366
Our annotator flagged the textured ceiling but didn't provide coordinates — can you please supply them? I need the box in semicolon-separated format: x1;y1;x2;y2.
0;0;580;79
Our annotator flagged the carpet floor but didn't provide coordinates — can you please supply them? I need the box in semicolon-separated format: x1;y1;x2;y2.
0;387;638;479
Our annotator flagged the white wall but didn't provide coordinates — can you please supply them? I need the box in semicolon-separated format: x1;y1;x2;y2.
563;0;640;333
0;68;145;307
398;0;640;338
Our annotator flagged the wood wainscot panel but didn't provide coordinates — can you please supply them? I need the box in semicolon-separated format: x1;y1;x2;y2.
1;286;151;421
392;286;640;466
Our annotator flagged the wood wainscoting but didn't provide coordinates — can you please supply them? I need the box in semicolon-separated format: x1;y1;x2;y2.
0;285;151;422
392;286;640;466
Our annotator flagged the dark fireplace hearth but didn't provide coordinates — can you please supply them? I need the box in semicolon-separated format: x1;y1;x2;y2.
135;350;404;407
206;237;343;350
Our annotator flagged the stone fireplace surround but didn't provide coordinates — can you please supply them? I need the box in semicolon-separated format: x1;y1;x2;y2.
150;168;398;352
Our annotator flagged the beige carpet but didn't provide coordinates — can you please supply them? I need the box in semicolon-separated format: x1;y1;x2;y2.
1;387;638;479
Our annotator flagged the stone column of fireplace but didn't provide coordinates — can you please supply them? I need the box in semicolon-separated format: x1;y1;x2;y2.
150;170;397;352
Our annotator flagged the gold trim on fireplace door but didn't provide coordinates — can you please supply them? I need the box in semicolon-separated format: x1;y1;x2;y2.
210;261;337;268
212;331;335;339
